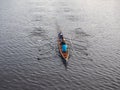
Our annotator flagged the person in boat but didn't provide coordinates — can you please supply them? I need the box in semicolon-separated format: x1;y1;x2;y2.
61;40;68;52
58;32;63;42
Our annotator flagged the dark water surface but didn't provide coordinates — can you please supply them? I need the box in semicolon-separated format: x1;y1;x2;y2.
0;0;120;90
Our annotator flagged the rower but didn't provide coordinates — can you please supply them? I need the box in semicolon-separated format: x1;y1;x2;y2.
58;32;63;42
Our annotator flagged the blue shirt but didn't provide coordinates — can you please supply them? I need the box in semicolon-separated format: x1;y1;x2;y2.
62;44;68;52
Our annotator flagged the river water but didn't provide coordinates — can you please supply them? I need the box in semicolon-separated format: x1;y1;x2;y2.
0;0;120;90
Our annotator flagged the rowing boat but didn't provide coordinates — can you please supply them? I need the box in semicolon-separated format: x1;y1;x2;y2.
58;32;69;61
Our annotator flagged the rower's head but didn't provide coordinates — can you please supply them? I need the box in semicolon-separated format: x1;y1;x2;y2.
62;38;65;42
62;40;66;45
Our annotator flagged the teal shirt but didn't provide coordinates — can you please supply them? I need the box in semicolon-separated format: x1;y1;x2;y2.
62;44;67;52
